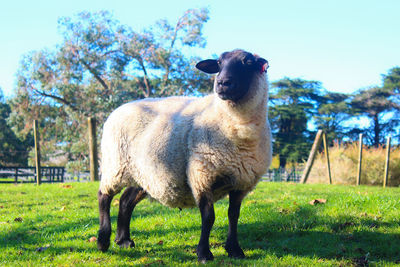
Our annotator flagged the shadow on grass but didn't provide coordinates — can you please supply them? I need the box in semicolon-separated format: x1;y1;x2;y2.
237;203;400;263
2;201;400;264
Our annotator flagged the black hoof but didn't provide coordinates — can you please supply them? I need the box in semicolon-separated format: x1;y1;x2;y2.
97;228;111;252
116;239;135;248
97;236;110;252
226;245;245;259
197;247;214;263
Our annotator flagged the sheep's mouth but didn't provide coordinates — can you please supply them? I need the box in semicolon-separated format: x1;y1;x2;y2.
217;92;231;100
216;87;239;101
217;90;247;102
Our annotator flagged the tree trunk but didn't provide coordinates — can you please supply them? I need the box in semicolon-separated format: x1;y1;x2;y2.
373;113;380;147
279;154;287;168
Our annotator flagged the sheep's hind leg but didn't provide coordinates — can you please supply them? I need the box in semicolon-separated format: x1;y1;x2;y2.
97;190;114;252
225;190;246;258
196;194;215;263
115;187;147;248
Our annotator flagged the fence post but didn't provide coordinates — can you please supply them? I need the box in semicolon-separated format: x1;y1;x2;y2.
357;134;363;186
15;167;19;183
33;120;41;185
88;117;99;182
322;132;332;184
301;130;323;184
61;168;65;183
383;136;391;188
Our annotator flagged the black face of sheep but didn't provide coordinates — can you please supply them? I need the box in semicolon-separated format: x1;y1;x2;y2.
196;49;268;102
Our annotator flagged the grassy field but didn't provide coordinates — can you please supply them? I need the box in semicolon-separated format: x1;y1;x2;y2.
1;182;400;266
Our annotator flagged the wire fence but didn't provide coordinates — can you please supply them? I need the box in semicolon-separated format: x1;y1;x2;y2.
0;166;302;184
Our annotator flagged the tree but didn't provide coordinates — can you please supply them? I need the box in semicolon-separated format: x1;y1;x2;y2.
269;78;322;168
383;67;400;93
314;92;351;143
0;89;32;166
382;67;400;142
9;8;212;171
350;86;399;146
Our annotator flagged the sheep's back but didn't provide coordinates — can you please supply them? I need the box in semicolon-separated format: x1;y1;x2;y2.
100;96;206;207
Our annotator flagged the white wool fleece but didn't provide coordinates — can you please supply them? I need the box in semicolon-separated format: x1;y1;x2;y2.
99;72;272;208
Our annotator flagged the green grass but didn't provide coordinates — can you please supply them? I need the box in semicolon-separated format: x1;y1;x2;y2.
1;182;400;266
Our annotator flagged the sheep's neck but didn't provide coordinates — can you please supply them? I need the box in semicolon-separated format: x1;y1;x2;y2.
216;98;268;144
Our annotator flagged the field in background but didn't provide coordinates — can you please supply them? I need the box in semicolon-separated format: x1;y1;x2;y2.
308;143;400;186
1;182;400;266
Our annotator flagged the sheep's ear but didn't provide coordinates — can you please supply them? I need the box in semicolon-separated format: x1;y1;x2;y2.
196;59;219;74
255;57;269;73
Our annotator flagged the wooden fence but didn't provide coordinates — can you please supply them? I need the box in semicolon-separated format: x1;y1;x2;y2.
301;130;394;186
0;167;65;183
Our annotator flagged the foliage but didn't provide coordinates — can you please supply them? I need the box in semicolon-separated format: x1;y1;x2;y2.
0;89;32;166
1;182;400;266
383;66;400;93
4;9;400;169
308;142;400;186
314;92;351;143
350;86;399;146
269;78;323;168
9;9;212;171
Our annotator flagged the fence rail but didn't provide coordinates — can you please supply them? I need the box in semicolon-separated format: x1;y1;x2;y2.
0;167;302;184
0;167;65;183
262;168;303;183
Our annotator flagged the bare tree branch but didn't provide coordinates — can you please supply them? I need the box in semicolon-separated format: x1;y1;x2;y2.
33;88;79;112
79;59;109;90
137;58;151;97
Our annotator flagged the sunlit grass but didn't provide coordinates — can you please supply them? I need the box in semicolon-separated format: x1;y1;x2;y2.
1;182;400;266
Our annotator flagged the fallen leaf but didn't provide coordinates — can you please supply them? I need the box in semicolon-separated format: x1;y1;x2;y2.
112;199;120;207
60;206;66;211
157;240;164;245
0;205;4;208
14;217;23;222
60;184;72;189
309;199;327;205
89;236;97;243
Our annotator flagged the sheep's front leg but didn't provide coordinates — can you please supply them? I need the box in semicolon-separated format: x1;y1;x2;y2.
225;190;246;258
97;190;114;252
197;194;215;263
115;187;147;248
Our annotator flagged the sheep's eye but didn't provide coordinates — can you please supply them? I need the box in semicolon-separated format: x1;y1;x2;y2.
245;59;253;66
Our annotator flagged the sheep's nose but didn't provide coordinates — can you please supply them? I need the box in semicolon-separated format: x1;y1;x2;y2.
217;78;235;89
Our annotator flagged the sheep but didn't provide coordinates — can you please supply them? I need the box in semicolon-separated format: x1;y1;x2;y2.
97;49;272;263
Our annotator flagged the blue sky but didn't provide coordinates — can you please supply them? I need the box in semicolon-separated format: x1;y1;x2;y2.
1;0;400;98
